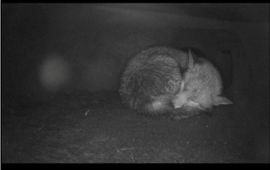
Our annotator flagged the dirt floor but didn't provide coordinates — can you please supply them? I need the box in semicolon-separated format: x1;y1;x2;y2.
1;91;269;163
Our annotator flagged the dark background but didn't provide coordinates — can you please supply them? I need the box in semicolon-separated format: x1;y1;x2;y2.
1;4;269;162
2;4;269;104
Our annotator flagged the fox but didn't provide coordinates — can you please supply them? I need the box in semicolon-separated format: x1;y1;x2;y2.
172;49;233;113
119;46;188;115
120;46;232;118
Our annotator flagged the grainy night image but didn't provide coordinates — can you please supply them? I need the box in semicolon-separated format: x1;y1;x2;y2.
1;4;269;163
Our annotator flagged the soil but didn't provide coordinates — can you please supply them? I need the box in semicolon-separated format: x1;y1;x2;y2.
1;91;269;163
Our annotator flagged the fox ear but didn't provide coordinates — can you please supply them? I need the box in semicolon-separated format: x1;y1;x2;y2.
187;49;194;68
213;96;233;106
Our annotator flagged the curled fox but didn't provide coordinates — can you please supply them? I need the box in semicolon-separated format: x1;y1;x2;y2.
119;46;232;119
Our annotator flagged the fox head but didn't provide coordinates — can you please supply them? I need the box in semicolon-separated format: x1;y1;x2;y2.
172;49;233;110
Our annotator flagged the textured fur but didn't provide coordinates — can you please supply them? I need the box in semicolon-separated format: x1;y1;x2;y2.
172;50;233;112
119;47;188;115
120;46;232;119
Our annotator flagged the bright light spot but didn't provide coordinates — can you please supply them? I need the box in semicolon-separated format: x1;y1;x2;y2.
39;56;70;92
